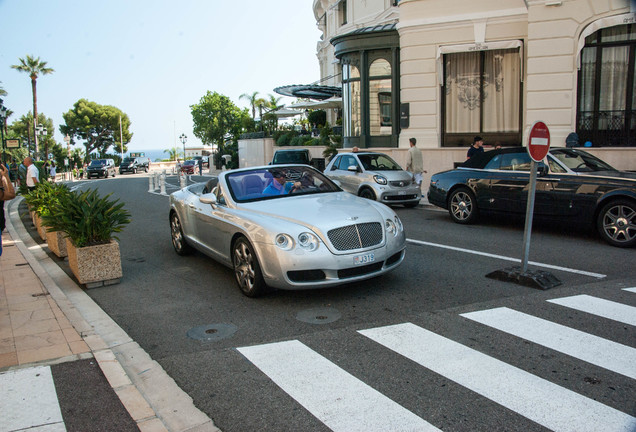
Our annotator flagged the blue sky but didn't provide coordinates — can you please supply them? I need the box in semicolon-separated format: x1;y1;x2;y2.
0;0;322;153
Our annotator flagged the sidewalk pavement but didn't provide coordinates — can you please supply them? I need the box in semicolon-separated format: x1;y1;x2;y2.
1;196;220;432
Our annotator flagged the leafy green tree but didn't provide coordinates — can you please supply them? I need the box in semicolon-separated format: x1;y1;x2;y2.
11;55;54;158
60;99;132;160
8;112;55;160
191;91;250;149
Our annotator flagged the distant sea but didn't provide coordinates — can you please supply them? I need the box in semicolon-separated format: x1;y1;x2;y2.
126;149;173;162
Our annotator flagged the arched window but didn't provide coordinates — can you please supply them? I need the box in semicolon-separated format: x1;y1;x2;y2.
369;58;392;136
577;23;636;147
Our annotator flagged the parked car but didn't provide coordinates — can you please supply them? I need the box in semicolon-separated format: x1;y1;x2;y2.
181;160;197;174
428;147;636;247
271;148;312;165
192;155;209;168
324;151;421;208
169;165;406;297
119;156;150;174
86;159;116;179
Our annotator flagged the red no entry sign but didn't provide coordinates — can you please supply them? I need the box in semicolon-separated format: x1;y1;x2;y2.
527;121;550;162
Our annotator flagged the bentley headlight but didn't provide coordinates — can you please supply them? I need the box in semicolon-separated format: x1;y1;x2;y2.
394;215;403;232
373;175;387;185
298;232;319;251
385;219;397;236
275;233;294;251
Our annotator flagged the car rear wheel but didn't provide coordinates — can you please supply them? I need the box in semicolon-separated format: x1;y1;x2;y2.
359;188;376;201
448;187;478;224
232;236;266;297
597;199;636;247
170;213;193;255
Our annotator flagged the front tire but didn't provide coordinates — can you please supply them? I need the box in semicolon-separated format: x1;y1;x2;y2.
232;236;266;297
359;188;376;201
170;212;193;255
448;187;478;224
597;199;636;247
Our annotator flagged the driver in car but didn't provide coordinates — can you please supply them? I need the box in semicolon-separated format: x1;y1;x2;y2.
263;170;296;195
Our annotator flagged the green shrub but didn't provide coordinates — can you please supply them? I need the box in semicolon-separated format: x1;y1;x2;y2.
40;188;131;247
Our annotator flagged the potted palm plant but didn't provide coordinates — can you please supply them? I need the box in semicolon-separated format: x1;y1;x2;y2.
41;188;131;287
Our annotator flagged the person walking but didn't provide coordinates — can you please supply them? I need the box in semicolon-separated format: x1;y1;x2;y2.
406;137;426;190
49;161;56;182
467;136;485;159
198;158;204;176
1;163;17;256
23;157;39;191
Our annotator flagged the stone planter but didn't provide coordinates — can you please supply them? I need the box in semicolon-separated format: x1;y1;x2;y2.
65;239;122;288
46;230;68;258
34;214;47;241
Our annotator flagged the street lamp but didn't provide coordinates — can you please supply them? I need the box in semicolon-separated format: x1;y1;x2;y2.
0;99;7;164
36;124;47;160
179;133;187;160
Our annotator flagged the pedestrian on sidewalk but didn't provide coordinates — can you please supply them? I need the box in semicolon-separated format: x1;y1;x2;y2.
0;163;17;256
406;137;426;190
23;156;39;191
49;161;57;182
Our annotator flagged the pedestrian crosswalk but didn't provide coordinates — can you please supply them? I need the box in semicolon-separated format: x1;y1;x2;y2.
238;289;636;432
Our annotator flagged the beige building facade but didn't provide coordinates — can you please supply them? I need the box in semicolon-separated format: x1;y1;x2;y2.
313;0;636;171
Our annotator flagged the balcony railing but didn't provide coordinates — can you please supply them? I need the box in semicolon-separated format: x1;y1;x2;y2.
577;110;636;147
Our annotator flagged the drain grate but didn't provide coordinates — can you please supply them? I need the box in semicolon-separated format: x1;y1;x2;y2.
186;323;237;341
296;307;341;325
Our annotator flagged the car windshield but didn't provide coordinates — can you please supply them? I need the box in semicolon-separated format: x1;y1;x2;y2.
184;160;195;166
357;154;402;171
273;151;308;164
89;160;106;167
122;158;133;163
550;148;616;172
226;166;340;202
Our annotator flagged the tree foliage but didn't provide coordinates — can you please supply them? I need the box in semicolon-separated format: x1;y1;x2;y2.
60;99;132;159
191;91;250;147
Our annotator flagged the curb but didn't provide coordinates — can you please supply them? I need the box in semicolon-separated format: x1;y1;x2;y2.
6;196;220;432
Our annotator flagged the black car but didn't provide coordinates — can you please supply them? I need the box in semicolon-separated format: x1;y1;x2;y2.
428;147;636;247
86;159;116;179
119;156;150;174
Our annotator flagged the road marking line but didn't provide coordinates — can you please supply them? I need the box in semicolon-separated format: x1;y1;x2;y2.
0;365;66;431
406;239;606;279
461;307;636;379
238;340;439;432
360;323;636;432
547;295;636;326
624;287;636;293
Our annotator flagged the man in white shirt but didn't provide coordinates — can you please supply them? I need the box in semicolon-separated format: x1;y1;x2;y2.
24;157;39;191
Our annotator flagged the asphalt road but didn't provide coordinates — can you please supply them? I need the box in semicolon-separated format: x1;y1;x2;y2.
70;174;636;431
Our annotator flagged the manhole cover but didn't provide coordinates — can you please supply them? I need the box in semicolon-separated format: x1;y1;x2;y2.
296;307;341;324
187;323;237;341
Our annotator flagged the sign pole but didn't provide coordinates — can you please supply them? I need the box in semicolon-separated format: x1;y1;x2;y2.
521;160;538;273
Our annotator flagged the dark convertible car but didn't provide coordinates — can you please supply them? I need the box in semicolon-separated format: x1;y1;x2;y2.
428;147;636;247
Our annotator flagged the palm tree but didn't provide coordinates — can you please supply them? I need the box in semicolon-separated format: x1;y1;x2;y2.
163;147;182;161
266;94;283;111
0;81;7;97
240;91;260;119
11;55;54;159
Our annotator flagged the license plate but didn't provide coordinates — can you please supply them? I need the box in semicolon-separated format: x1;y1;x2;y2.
353;253;375;266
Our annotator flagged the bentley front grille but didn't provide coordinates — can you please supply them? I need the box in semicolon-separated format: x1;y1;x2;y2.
327;222;383;251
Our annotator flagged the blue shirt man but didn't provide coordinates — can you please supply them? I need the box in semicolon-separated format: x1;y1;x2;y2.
262;171;293;196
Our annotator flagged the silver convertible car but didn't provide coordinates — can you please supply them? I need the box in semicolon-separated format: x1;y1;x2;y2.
324;152;421;207
169;165;406;297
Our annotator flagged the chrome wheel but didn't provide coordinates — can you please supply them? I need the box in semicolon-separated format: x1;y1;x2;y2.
232;237;265;297
170;213;192;255
597;200;636;247
449;188;478;224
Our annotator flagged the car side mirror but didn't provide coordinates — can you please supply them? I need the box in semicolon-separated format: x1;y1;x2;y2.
347;165;359;172
537;163;548;177
200;193;217;206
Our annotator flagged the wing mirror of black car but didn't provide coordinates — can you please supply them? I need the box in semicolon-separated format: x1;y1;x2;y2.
537;162;548;177
200;193;217;206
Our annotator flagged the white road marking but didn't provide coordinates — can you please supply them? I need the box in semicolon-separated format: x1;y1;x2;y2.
238;340;440;432
461;307;636;379
624;287;636;293
0;365;66;431
360;323;636;432
547;294;636;326
406;238;606;278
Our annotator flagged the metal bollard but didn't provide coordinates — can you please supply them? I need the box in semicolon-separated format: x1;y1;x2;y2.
179;171;186;189
160;173;167;195
148;173;154;192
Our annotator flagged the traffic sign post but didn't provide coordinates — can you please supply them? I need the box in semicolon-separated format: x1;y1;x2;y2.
486;121;561;290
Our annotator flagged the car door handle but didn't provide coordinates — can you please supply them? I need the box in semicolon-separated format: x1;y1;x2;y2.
188;204;196;209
